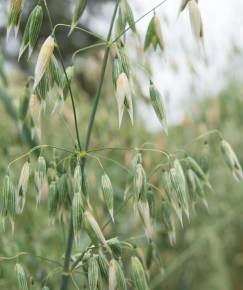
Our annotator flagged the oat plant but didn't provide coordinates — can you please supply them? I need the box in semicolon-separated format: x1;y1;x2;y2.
1;0;242;290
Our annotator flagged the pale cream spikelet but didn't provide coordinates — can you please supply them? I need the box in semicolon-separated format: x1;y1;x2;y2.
116;72;133;127
154;16;164;51
34;35;55;89
188;0;203;40
17;161;30;213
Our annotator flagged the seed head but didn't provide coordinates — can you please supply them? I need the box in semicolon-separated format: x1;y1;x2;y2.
131;256;149;290
116;72;133;127
188;0;204;40
7;0;23;39
149;81;167;134
72;192;83;242
17;161;30;213
28;5;43;57
88;256;99;290
70;0;88;34
34;35;55;89
101;173;114;222
220;140;243;182
15;263;29;290
35;155;47;205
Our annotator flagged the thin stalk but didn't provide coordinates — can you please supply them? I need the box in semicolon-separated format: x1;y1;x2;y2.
84;0;119;152
60;1;120;289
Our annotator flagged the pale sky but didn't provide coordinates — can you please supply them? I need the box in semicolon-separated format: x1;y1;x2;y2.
90;0;243;129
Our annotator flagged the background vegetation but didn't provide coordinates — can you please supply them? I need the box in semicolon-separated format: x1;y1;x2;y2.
0;0;243;290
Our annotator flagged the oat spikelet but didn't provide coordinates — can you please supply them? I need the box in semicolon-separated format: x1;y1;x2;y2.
188;0;203;41
15;263;29;290
109;259;117;290
17;161;30;213
88;256;99;290
34;35;55;89
116;72;133;127
131;257;149;290
7;0;23;39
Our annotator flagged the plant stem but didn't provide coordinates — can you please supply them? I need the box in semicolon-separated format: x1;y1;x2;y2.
84;2;119;152
60;1;120;289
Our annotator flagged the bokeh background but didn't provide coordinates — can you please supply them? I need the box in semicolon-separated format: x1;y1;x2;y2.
0;0;243;289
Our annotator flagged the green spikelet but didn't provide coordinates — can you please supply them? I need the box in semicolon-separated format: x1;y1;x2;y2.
88;256;99;290
149;81;167;134
112;56;123;89
70;0;88;34
7;0;23;39
0;175;17;227
15;263;29;290
160;200;176;245
19;84;30;121
28;5;43;57
48;181;58;221
48;56;64;89
220;140;243;182
144;15;164;51
101;173;114;222
35;155;47;205
124;0;136;32
56;173;69;213
133;160;147;201
98;250;109;279
171;159;189;220
17;161;30;213
131;256;149;290
18;11;31;61
72;192;83;242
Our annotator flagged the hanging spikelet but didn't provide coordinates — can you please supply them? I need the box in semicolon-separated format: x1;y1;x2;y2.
98;250;109;279
133;159;147;201
17;161;30;213
83;210;111;254
70;0;88;34
18;11;31;61
220;140;243;182
56;173;70;216
72;192;83;242
178;0;190;15
88;256;99;290
19;84;30;121
7;0;23;39
28;5;43;58
0;175;17;230
35;155;47;205
48;180;59;223
149;81;168;134
34;35;55;89
136;200;153;239
116;0;136;35
109;259;118;290
112;56;123;90
116;72;133;127
171;159;189;221
15;263;29;290
101;173;114;222
160;200;176;245
188;0;204;41
131;256;149;290
144;15;164;52
73;163;82;193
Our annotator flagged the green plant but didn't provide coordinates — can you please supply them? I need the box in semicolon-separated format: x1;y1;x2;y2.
1;1;242;290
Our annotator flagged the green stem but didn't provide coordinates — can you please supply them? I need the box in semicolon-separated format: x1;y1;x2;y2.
60;1;120;289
